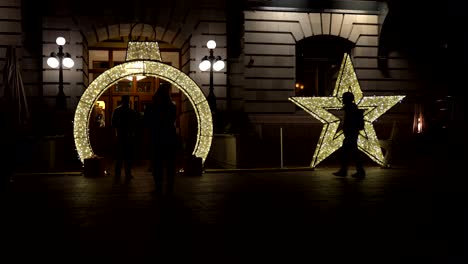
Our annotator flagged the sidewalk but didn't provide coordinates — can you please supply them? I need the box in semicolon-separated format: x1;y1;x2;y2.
1;158;466;263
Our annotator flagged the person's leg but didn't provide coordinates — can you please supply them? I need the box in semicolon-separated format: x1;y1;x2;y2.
350;136;365;178
152;157;164;195
124;154;133;181
124;159;132;181
123;142;133;181
334;137;350;176
114;162;122;182
114;144;123;181
166;157;176;196
354;149;365;173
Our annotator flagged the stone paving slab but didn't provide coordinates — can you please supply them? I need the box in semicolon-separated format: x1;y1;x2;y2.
1;162;467;263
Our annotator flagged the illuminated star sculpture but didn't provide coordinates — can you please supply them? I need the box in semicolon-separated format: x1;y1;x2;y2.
289;53;405;168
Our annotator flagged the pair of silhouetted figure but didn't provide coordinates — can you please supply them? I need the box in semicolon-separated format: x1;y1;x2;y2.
333;92;366;179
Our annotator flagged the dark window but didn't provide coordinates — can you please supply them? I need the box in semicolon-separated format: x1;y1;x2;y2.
137;81;153;93
92;61;110;69
296;35;354;96
114;80;132;93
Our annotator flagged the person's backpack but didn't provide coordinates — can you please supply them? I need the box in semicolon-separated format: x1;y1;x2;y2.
356;108;365;130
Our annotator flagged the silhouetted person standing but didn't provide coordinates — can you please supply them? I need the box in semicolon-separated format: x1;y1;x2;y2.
333;91;366;179
145;83;178;195
111;95;138;182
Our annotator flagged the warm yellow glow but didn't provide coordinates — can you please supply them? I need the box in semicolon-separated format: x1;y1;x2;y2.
125;42;162;61
125;75;146;81
96;101;105;110
123;60;147;81
289;53;405;168
74;41;213;164
419;119;423;133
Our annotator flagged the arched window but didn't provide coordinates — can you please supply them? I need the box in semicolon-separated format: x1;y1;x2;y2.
296;35;355;96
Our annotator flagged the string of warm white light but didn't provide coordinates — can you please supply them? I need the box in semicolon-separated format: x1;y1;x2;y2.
289;53;405;168
73;42;213;164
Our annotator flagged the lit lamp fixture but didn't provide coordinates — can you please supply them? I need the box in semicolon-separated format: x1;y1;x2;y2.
47;36;74;110
199;40;225;112
295;82;304;95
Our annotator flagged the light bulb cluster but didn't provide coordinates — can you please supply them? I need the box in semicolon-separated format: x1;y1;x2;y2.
199;56;225;71
198;40;225;72
125;41;162;61
47;56;74;68
47;36;74;69
289;53;405;168
74;42;213;164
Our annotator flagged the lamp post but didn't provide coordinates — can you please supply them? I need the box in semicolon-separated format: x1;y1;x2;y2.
47;36;74;111
199;40;225;113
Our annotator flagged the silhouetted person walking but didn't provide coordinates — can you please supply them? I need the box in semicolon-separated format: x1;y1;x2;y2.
145;83;178;195
333;91;366;179
111;95;138;182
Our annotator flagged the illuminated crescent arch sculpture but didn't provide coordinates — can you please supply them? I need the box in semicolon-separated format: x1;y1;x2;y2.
74;42;213;163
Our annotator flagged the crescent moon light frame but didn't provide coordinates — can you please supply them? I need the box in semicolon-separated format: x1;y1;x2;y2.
73;42;213;164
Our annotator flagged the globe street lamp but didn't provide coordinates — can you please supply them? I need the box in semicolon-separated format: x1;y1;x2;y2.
47;36;74;110
199;40;225;112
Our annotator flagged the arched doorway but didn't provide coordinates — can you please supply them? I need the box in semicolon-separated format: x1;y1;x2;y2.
295;35;355;97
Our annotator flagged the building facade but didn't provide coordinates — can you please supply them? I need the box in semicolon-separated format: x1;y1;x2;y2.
0;0;458;170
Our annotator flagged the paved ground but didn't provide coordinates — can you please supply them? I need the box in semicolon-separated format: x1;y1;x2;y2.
1;156;467;263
